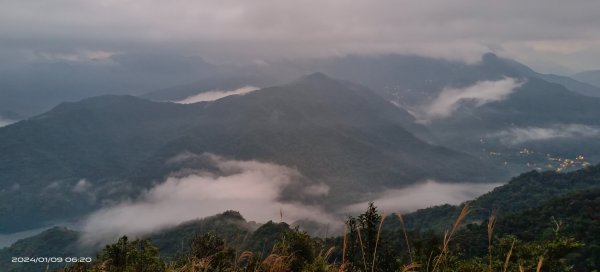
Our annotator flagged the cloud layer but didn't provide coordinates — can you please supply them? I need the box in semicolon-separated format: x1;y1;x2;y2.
175;86;259;104
80;154;336;245
2;1;600;71
419;78;522;121
490;124;600;145
80;154;503;245
345;180;501;214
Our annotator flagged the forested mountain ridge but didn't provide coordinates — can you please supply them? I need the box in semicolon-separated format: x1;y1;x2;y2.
0;73;501;233
400;163;600;232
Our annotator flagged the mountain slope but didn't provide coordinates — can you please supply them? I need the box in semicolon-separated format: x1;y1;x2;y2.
0;227;88;272
0;54;218;118
400;163;600;232
0;73;501;233
573;69;600;88
497;55;600;97
425;76;600;175
451;188;600;271
0;211;285;272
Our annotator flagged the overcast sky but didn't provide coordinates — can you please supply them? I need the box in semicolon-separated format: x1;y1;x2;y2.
1;0;599;74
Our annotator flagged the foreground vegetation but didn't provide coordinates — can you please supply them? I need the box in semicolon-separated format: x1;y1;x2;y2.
56;201;587;272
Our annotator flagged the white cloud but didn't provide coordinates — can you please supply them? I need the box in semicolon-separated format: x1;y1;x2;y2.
78;154;505;244
345;180;501;214
72;179;92;193
418;77;523;121
0;117;16;128
80;154;338;245
45;181;61;190
490;124;600;145
174;86;259;104
302;183;330;197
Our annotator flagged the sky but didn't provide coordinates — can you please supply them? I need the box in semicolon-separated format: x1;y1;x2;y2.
1;0;600;74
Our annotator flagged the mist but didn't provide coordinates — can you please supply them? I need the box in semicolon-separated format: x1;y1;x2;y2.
80;154;338;245
490;124;600;145
174;86;259;104
345;180;502;214
0;227;50;249
0;117;16;128
418;78;523;121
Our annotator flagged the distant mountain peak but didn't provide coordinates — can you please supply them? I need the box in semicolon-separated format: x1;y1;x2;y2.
481;52;500;62
296;72;337;84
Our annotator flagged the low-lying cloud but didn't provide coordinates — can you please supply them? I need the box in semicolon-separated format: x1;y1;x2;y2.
175;86;259;104
80;154;503;245
418;78;523;122
345;180;501;214
0;117;16;128
490;124;600;145
80;154;337;245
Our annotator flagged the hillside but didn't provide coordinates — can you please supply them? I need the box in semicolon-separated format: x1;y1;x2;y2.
0;227;88;272
573;69;600;88
0;211;288;272
0;73;501;233
401;164;600;232
453;189;600;270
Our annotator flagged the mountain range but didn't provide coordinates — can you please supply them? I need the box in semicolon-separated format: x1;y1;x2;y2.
0;73;501;233
141;54;600;174
1;52;600;271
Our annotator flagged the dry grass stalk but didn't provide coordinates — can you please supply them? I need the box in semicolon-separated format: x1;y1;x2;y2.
237;251;254;263
536;256;544;272
431;202;471;271
426;250;434;272
323;246;336;260
397;212;414;264
261;254;290;272
401;263;421;272
502;238;515;272
487;212;497;272
355;225;368;272
371;214;387;272
342;225;348;265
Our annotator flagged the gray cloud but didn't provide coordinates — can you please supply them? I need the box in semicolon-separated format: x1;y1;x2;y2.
490;124;600;145
345;180;502;214
174;86;259;104
417;78;523;121
1;1;600;71
80;154;339;245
